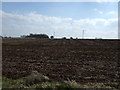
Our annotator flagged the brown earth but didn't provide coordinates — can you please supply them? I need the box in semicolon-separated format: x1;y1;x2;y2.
2;38;120;84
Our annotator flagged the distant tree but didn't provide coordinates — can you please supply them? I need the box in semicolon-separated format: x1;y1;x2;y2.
70;37;73;39
30;33;33;36
50;36;54;39
21;35;26;38
62;37;66;39
95;37;102;39
3;35;8;38
24;34;49;38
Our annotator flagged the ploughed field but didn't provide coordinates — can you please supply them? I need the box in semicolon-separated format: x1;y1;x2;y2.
2;38;120;84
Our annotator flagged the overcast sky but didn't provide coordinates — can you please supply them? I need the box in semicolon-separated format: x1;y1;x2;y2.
1;2;118;39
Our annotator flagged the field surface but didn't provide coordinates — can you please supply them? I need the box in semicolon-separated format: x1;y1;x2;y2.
2;38;120;88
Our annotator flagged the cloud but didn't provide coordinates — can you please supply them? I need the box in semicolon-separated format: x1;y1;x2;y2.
94;8;103;14
94;8;117;18
107;11;117;15
2;10;118;39
96;0;119;2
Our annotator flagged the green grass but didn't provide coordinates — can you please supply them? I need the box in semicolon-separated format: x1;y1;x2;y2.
2;71;119;89
2;71;72;89
2;77;72;89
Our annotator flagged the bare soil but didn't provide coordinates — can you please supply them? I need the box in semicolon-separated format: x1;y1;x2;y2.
2;38;120;84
